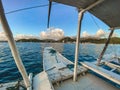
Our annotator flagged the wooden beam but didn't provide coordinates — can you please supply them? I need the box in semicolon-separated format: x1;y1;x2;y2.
103;61;120;72
81;62;120;85
73;0;105;81
0;0;30;88
73;10;84;82
97;29;114;65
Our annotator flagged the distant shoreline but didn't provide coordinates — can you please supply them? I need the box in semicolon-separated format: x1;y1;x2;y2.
1;37;120;44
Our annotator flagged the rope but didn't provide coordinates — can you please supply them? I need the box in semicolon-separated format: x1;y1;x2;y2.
5;3;57;14
88;12;107;38
89;12;100;30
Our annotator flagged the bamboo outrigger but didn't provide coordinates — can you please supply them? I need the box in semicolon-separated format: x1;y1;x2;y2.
0;0;120;90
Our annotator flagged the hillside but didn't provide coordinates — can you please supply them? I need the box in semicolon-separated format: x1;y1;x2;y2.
80;37;120;44
10;37;120;44
58;37;75;43
16;38;56;42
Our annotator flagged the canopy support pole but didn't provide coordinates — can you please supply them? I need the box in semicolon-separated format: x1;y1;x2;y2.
0;1;30;88
47;0;52;28
97;28;114;65
73;10;84;82
73;0;104;81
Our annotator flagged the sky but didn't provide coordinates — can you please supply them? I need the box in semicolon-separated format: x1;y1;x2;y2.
0;0;120;40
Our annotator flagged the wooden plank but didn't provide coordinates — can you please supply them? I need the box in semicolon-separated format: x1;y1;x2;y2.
54;73;120;90
80;62;120;85
0;82;18;90
27;73;33;90
43;47;88;83
103;61;120;72
87;60;120;71
33;71;54;90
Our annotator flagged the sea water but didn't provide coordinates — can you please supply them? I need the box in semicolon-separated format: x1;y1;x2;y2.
0;42;120;83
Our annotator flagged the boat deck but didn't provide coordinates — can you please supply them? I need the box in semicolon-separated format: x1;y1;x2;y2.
33;71;54;90
54;73;119;90
43;47;87;83
0;81;25;90
43;47;120;90
0;82;18;90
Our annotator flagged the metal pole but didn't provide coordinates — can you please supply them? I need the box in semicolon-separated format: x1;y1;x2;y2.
73;10;84;81
0;1;30;88
97;28;114;65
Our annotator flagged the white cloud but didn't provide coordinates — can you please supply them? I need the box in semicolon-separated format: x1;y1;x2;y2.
0;31;7;41
82;31;90;37
82;29;118;38
40;27;64;40
112;32;118;37
0;21;7;41
0;31;40;41
96;29;106;38
15;34;40;40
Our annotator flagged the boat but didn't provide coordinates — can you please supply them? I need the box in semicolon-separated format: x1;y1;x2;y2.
0;0;120;90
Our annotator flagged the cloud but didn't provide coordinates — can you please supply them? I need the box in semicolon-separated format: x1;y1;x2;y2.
15;34;40;40
82;29;118;38
0;21;7;41
96;29;106;38
112;32;118;37
0;31;7;41
0;31;40;41
40;27;64;40
82;31;90;37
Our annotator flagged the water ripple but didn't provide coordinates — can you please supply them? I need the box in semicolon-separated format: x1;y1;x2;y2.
0;42;119;84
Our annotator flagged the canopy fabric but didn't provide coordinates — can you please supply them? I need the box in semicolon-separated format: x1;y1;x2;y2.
50;0;120;28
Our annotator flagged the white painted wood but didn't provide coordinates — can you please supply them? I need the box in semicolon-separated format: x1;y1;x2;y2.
0;82;18;90
104;61;120;70
33;71;54;90
73;10;84;82
81;62;120;85
27;73;33;90
111;68;116;72
74;0;104;81
84;0;104;11
54;73;119;90
43;47;87;83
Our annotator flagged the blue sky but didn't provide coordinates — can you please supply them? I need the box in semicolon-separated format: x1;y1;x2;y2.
1;0;120;39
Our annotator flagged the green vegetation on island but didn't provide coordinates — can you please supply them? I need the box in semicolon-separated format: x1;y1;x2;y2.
1;37;120;44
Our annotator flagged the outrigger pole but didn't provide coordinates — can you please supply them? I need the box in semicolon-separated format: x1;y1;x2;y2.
0;1;30;88
47;0;52;28
73;0;104;81
97;28;114;65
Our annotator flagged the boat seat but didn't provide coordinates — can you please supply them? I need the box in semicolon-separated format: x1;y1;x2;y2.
55;63;67;70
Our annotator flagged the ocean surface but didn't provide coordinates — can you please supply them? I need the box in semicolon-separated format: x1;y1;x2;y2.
0;42;120;84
